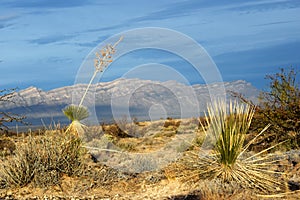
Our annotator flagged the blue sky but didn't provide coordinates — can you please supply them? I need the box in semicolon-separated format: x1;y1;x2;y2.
0;0;300;91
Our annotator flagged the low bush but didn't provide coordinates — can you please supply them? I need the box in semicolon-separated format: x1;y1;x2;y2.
0;131;85;188
250;67;300;150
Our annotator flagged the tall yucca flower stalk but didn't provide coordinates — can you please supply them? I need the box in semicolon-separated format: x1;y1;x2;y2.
79;36;123;107
63;37;123;136
183;100;287;194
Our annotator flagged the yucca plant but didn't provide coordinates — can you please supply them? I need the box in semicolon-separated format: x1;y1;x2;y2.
63;37;123;136
182;100;287;194
63;104;89;137
206;100;254;174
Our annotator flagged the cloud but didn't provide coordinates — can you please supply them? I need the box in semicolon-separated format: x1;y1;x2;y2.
130;1;203;22
214;41;300;70
74;35;111;47
3;0;93;9
210;40;300;88
0;13;18;21
252;20;297;27
225;0;300;14
0;14;18;29
0;23;13;29
47;57;73;64
126;0;242;22
85;24;126;33
128;0;300;23
29;34;76;45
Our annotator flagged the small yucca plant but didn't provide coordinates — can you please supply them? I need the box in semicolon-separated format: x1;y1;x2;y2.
63;105;89;137
206;100;254;175
182;100;287;194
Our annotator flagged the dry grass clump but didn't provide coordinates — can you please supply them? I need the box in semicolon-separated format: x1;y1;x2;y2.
166;179;258;200
179;100;287;194
0;137;15;156
0;131;85;188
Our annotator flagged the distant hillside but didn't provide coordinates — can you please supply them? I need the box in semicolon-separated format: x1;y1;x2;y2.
0;79;260;128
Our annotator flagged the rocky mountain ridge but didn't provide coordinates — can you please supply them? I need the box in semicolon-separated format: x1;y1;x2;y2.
0;78;260;127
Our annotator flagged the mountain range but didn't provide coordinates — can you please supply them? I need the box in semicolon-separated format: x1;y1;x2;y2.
0;79;260;128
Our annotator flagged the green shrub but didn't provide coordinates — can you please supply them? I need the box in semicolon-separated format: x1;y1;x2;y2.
250;67;300;150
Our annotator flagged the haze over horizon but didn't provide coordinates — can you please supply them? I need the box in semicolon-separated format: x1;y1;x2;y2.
1;0;300;91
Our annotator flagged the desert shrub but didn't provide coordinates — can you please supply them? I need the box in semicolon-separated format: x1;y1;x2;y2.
163;118;181;128
0;88;26;132
102;123;131;138
128;154;158;173
0;132;85;188
82;125;105;142
115;116;140;137
154;131;176;138
0;137;15;156
115;138;138;151
176;141;191;153
86;133;116;153
250;67;300;150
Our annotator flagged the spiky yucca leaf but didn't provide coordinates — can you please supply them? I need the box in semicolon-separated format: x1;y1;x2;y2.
63;105;89;122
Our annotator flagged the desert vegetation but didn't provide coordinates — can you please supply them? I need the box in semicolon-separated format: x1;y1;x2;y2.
177;100;287;194
0;131;84;188
230;67;299;152
0;39;299;200
251;67;300;151
0;88;26;132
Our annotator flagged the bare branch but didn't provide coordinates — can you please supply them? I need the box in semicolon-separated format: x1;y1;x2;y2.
0;88;27;132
